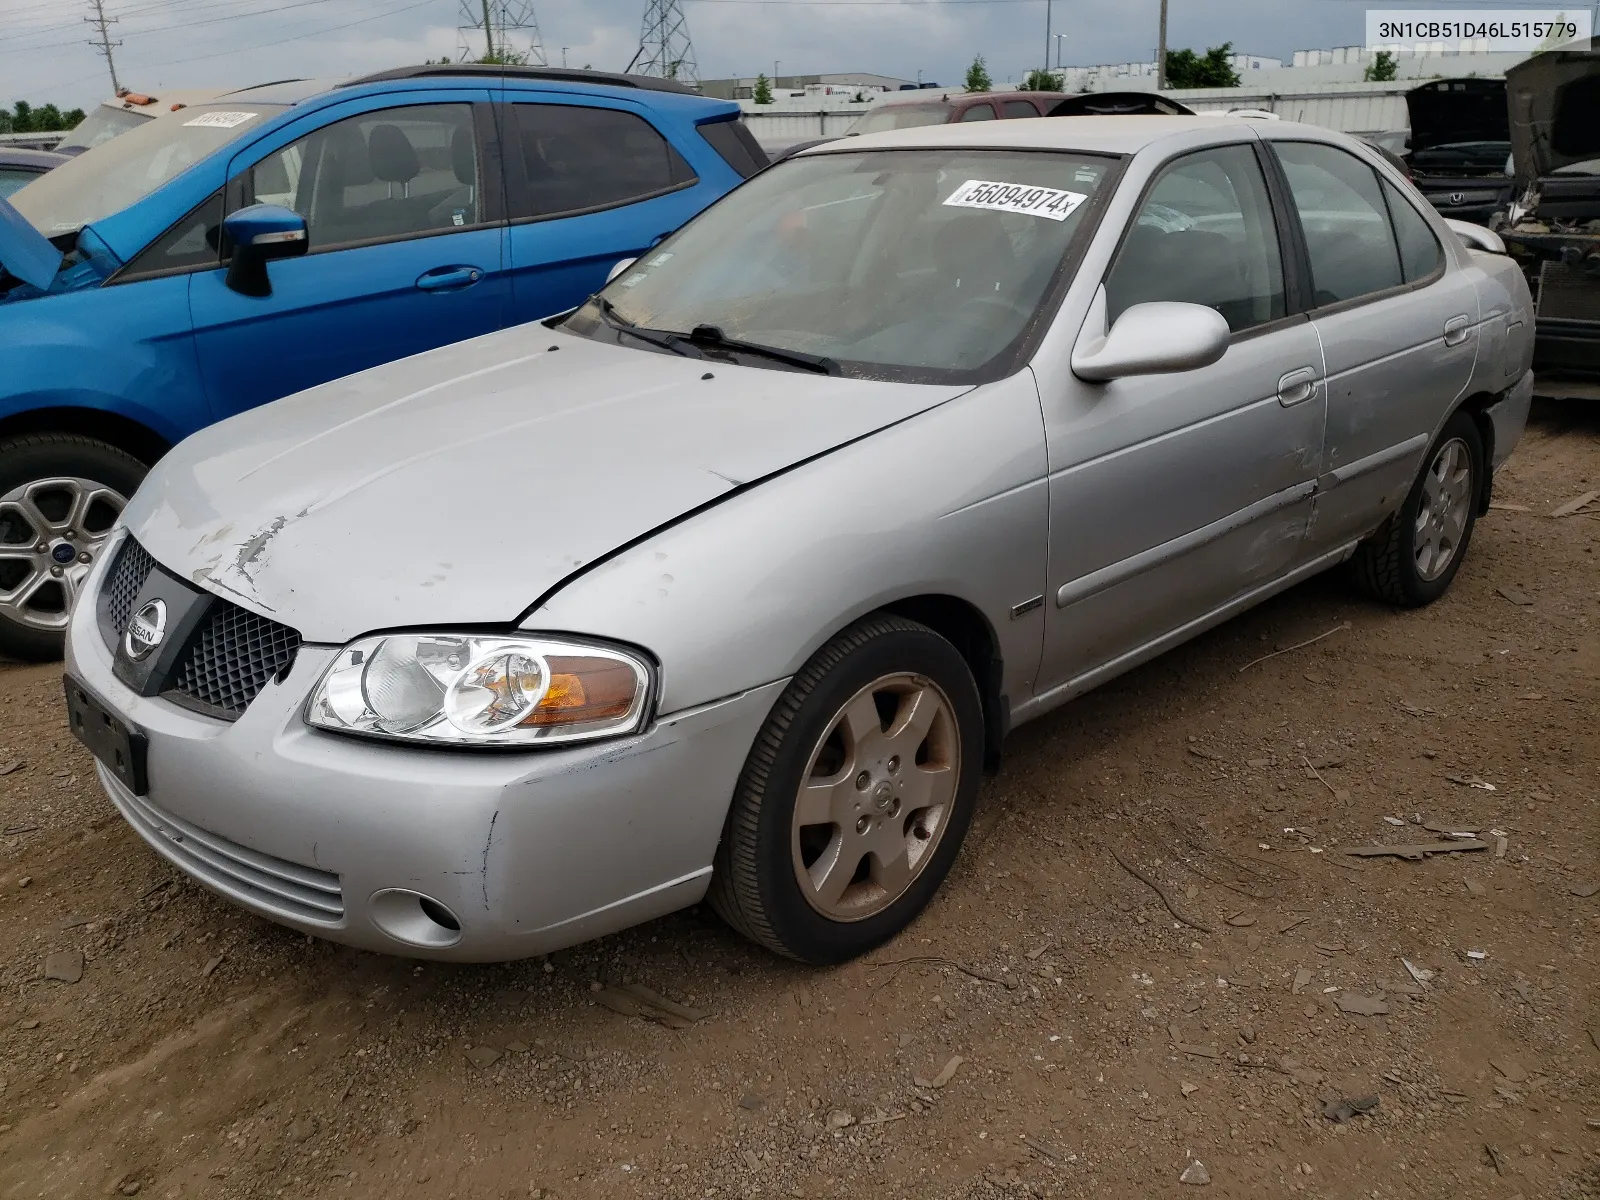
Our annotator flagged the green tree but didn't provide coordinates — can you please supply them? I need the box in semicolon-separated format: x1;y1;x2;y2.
1021;68;1063;91
752;72;774;104
964;54;992;93
1363;50;1398;82
1163;42;1242;88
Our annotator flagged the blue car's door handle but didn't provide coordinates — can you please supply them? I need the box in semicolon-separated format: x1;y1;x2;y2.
415;265;484;292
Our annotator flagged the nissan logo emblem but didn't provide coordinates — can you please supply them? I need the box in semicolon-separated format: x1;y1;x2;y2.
125;598;168;661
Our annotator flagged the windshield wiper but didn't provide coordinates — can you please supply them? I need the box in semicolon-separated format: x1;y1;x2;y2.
591;296;695;357
682;324;840;375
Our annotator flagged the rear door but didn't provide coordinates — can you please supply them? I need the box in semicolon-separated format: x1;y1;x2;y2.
502;98;722;324
190;90;509;419
1267;139;1478;553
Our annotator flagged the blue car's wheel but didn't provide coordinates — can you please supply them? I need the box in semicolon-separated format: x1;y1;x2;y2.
0;434;146;661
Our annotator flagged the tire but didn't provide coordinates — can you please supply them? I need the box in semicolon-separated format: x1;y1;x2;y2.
1348;410;1484;608
0;434;148;662
708;614;985;964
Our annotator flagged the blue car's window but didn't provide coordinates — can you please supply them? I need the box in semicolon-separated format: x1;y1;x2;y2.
9;104;281;236
0;169;38;200
510;104;694;220
117;191;224;280
246;104;481;250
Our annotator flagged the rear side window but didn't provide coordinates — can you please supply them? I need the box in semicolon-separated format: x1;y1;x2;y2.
1382;180;1445;282
1275;141;1402;306
697;116;767;178
511;104;695;219
959;104;996;122
1002;100;1038;119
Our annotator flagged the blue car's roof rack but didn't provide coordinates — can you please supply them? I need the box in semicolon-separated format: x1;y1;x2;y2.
342;65;700;96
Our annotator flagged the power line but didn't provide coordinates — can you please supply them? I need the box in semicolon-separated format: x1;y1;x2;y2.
84;0;122;93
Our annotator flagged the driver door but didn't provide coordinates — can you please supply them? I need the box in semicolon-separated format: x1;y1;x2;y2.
1037;142;1327;693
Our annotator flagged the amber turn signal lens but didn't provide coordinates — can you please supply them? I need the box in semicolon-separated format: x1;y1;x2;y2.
521;656;640;726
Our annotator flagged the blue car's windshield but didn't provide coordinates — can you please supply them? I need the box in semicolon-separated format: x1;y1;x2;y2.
9;103;282;236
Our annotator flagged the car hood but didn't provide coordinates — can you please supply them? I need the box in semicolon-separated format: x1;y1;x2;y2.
1506;39;1600;183
1404;78;1509;157
124;326;971;644
0;195;62;290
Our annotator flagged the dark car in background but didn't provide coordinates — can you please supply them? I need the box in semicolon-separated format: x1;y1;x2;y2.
1496;39;1600;379
1402;78;1514;225
0;148;67;199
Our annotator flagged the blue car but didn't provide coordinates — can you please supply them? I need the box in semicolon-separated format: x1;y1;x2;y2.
0;65;767;659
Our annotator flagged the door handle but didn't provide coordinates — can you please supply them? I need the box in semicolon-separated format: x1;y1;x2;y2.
416;265;484;292
1277;366;1318;407
1443;314;1471;346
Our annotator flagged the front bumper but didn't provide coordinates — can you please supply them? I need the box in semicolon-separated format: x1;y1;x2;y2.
66;586;785;961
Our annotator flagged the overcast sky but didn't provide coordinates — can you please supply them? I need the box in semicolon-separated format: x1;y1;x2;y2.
0;0;1506;109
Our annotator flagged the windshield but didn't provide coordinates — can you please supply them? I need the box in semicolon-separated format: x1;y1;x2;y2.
9;103;282;235
55;104;149;154
846;104;950;135
569;148;1116;381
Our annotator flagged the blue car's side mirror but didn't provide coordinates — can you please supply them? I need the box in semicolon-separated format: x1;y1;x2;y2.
223;204;308;298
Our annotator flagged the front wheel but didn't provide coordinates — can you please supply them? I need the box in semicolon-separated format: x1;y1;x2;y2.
0;434;147;661
708;615;985;964
1348;410;1484;608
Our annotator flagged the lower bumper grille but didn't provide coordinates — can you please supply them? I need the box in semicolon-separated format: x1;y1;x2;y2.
102;767;344;925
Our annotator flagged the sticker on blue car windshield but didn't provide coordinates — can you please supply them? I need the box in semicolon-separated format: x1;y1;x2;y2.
183;111;258;129
942;179;1088;222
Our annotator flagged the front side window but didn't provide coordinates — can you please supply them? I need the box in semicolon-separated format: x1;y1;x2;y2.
511;104;694;219
1276;141;1402;306
119;191;224;278
247;104;480;251
565;148;1116;380
1106;144;1286;333
960;104;997;122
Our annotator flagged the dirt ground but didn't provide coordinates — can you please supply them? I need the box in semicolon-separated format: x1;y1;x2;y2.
1;402;1596;1200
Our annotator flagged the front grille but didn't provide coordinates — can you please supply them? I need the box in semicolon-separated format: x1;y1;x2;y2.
102;767;344;925
170;601;301;718
1539;260;1600;323
102;537;155;646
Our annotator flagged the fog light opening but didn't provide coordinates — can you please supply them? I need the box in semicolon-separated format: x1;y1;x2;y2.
418;895;460;931
368;888;464;949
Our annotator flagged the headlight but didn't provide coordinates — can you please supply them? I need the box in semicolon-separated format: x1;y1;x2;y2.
305;633;653;746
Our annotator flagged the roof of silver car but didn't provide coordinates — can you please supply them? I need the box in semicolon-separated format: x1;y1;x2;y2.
800;114;1291;157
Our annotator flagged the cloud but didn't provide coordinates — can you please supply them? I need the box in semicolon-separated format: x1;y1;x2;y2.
0;0;1369;107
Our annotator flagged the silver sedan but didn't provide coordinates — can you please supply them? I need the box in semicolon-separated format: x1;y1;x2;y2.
65;116;1534;964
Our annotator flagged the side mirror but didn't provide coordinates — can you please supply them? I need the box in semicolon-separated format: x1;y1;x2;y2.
1072;296;1230;382
1445;218;1505;255
223;204;308;297
605;257;638;284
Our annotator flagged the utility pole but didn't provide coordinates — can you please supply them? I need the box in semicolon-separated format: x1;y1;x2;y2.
1156;0;1168;89
773;59;780;88
1054;32;1067;69
84;0;122;95
1043;0;1052;82
479;0;495;58
561;46;568;67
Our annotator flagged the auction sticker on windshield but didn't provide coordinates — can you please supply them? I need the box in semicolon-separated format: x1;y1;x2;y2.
943;179;1088;222
182;111;258;129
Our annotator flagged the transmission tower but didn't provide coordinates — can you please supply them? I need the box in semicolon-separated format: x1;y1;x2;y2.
84;0;122;94
630;0;699;83
456;0;547;65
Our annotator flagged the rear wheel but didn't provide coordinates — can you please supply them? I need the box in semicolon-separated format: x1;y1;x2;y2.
1348;410;1483;608
709;615;984;964
0;434;146;661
